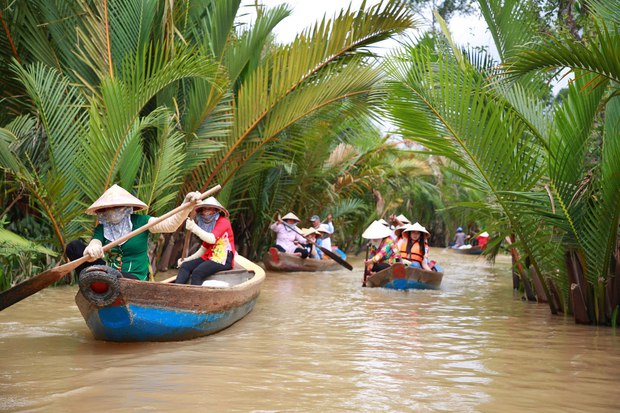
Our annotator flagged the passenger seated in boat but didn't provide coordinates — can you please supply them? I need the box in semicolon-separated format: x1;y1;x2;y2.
270;212;308;258
362;220;399;274
452;227;467;248
176;197;235;285
399;222;432;271
301;228;321;259
68;184;201;280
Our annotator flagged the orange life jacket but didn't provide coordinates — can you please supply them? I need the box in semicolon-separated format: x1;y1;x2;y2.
400;240;424;263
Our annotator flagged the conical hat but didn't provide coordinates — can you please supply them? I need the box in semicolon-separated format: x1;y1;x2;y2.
393;224;408;234
396;214;411;224
378;218;389;227
317;223;331;234
85;184;148;215
404;222;429;235
362;220;393;239
195;196;229;217
479;231;489;237
301;227;320;236
282;212;300;222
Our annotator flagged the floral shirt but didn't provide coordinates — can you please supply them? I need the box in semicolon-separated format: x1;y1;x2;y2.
200;216;236;264
369;237;399;264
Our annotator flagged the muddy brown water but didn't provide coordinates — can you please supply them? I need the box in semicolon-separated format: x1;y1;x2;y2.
1;250;619;412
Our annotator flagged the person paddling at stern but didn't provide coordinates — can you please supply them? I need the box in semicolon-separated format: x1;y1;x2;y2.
68;184;201;280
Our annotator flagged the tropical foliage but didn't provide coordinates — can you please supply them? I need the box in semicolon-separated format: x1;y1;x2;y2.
0;0;418;285
384;0;620;324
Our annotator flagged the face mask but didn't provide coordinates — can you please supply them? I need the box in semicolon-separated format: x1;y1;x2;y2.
98;207;132;224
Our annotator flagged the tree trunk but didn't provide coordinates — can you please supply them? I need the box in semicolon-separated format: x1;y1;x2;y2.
565;250;591;322
530;266;548;303
547;278;564;314
571;283;590;324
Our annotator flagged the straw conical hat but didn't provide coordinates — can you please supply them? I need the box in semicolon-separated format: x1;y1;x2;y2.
195;196;229;217
301;227;320;236
282;212;301;222
479;231;489;237
396;214;411;224
362;220;393;239
394;224;408;234
85;184;148;215
404;222;429;235
378;218;389;227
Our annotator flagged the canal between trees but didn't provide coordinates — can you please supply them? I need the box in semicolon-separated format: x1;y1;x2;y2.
1;250;618;412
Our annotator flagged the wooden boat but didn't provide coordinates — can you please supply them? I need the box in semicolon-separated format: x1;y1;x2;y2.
451;245;483;255
75;256;265;342
262;247;341;272
365;262;443;290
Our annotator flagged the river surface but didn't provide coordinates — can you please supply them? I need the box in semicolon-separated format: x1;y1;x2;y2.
1;250;619;412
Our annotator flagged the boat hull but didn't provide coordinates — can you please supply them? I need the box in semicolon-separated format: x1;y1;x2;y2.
262;248;341;272
365;263;443;290
451;245;483;255
76;267;264;342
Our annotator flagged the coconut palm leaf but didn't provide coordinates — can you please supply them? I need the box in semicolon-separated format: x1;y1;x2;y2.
505;21;620;90
0;228;57;256
384;39;565;285
589;0;620;25
191;1;415;192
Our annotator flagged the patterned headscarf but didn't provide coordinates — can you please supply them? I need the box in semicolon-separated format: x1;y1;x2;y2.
97;207;133;242
196;212;220;233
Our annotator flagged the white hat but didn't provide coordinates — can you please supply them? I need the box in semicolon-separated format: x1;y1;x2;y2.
362;220;393;239
479;231;489;237
195;196;229;217
85;184;148;215
301;227;320;236
403;222;429;235
396;214;411;224
282;212;301;222
378;218;389;227
317;223;330;233
393;224;408;234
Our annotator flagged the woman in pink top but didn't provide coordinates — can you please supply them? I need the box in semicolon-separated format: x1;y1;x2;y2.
270;212;308;258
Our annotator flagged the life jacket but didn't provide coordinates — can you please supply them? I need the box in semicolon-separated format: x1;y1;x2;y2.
400;239;424;264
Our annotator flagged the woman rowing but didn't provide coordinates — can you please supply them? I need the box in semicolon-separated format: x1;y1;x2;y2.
68;184;201;280
362;220;399;274
270;212;308;258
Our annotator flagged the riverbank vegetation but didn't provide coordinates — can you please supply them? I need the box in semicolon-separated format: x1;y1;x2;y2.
1;0;618;325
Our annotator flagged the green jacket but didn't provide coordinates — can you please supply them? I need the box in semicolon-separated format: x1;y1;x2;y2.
93;214;151;280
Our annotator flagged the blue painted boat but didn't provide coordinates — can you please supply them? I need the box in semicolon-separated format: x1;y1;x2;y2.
365;262;443;290
75;256;265;342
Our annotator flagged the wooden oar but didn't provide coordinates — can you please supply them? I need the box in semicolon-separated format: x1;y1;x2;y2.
362;243;370;287
280;220;353;271
0;184;222;311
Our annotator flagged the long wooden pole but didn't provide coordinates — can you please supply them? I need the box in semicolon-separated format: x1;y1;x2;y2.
0;185;222;311
362;243;370;287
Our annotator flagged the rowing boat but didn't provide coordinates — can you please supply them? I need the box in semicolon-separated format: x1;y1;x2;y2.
365;262;443;290
75;256;265;342
451;245;483;255
262;247;341;272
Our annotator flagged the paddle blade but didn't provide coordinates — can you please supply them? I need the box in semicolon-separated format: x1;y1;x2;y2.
0;267;71;311
317;245;353;271
0;261;78;311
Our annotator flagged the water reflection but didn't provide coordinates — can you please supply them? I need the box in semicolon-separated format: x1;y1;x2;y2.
1;250;619;412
